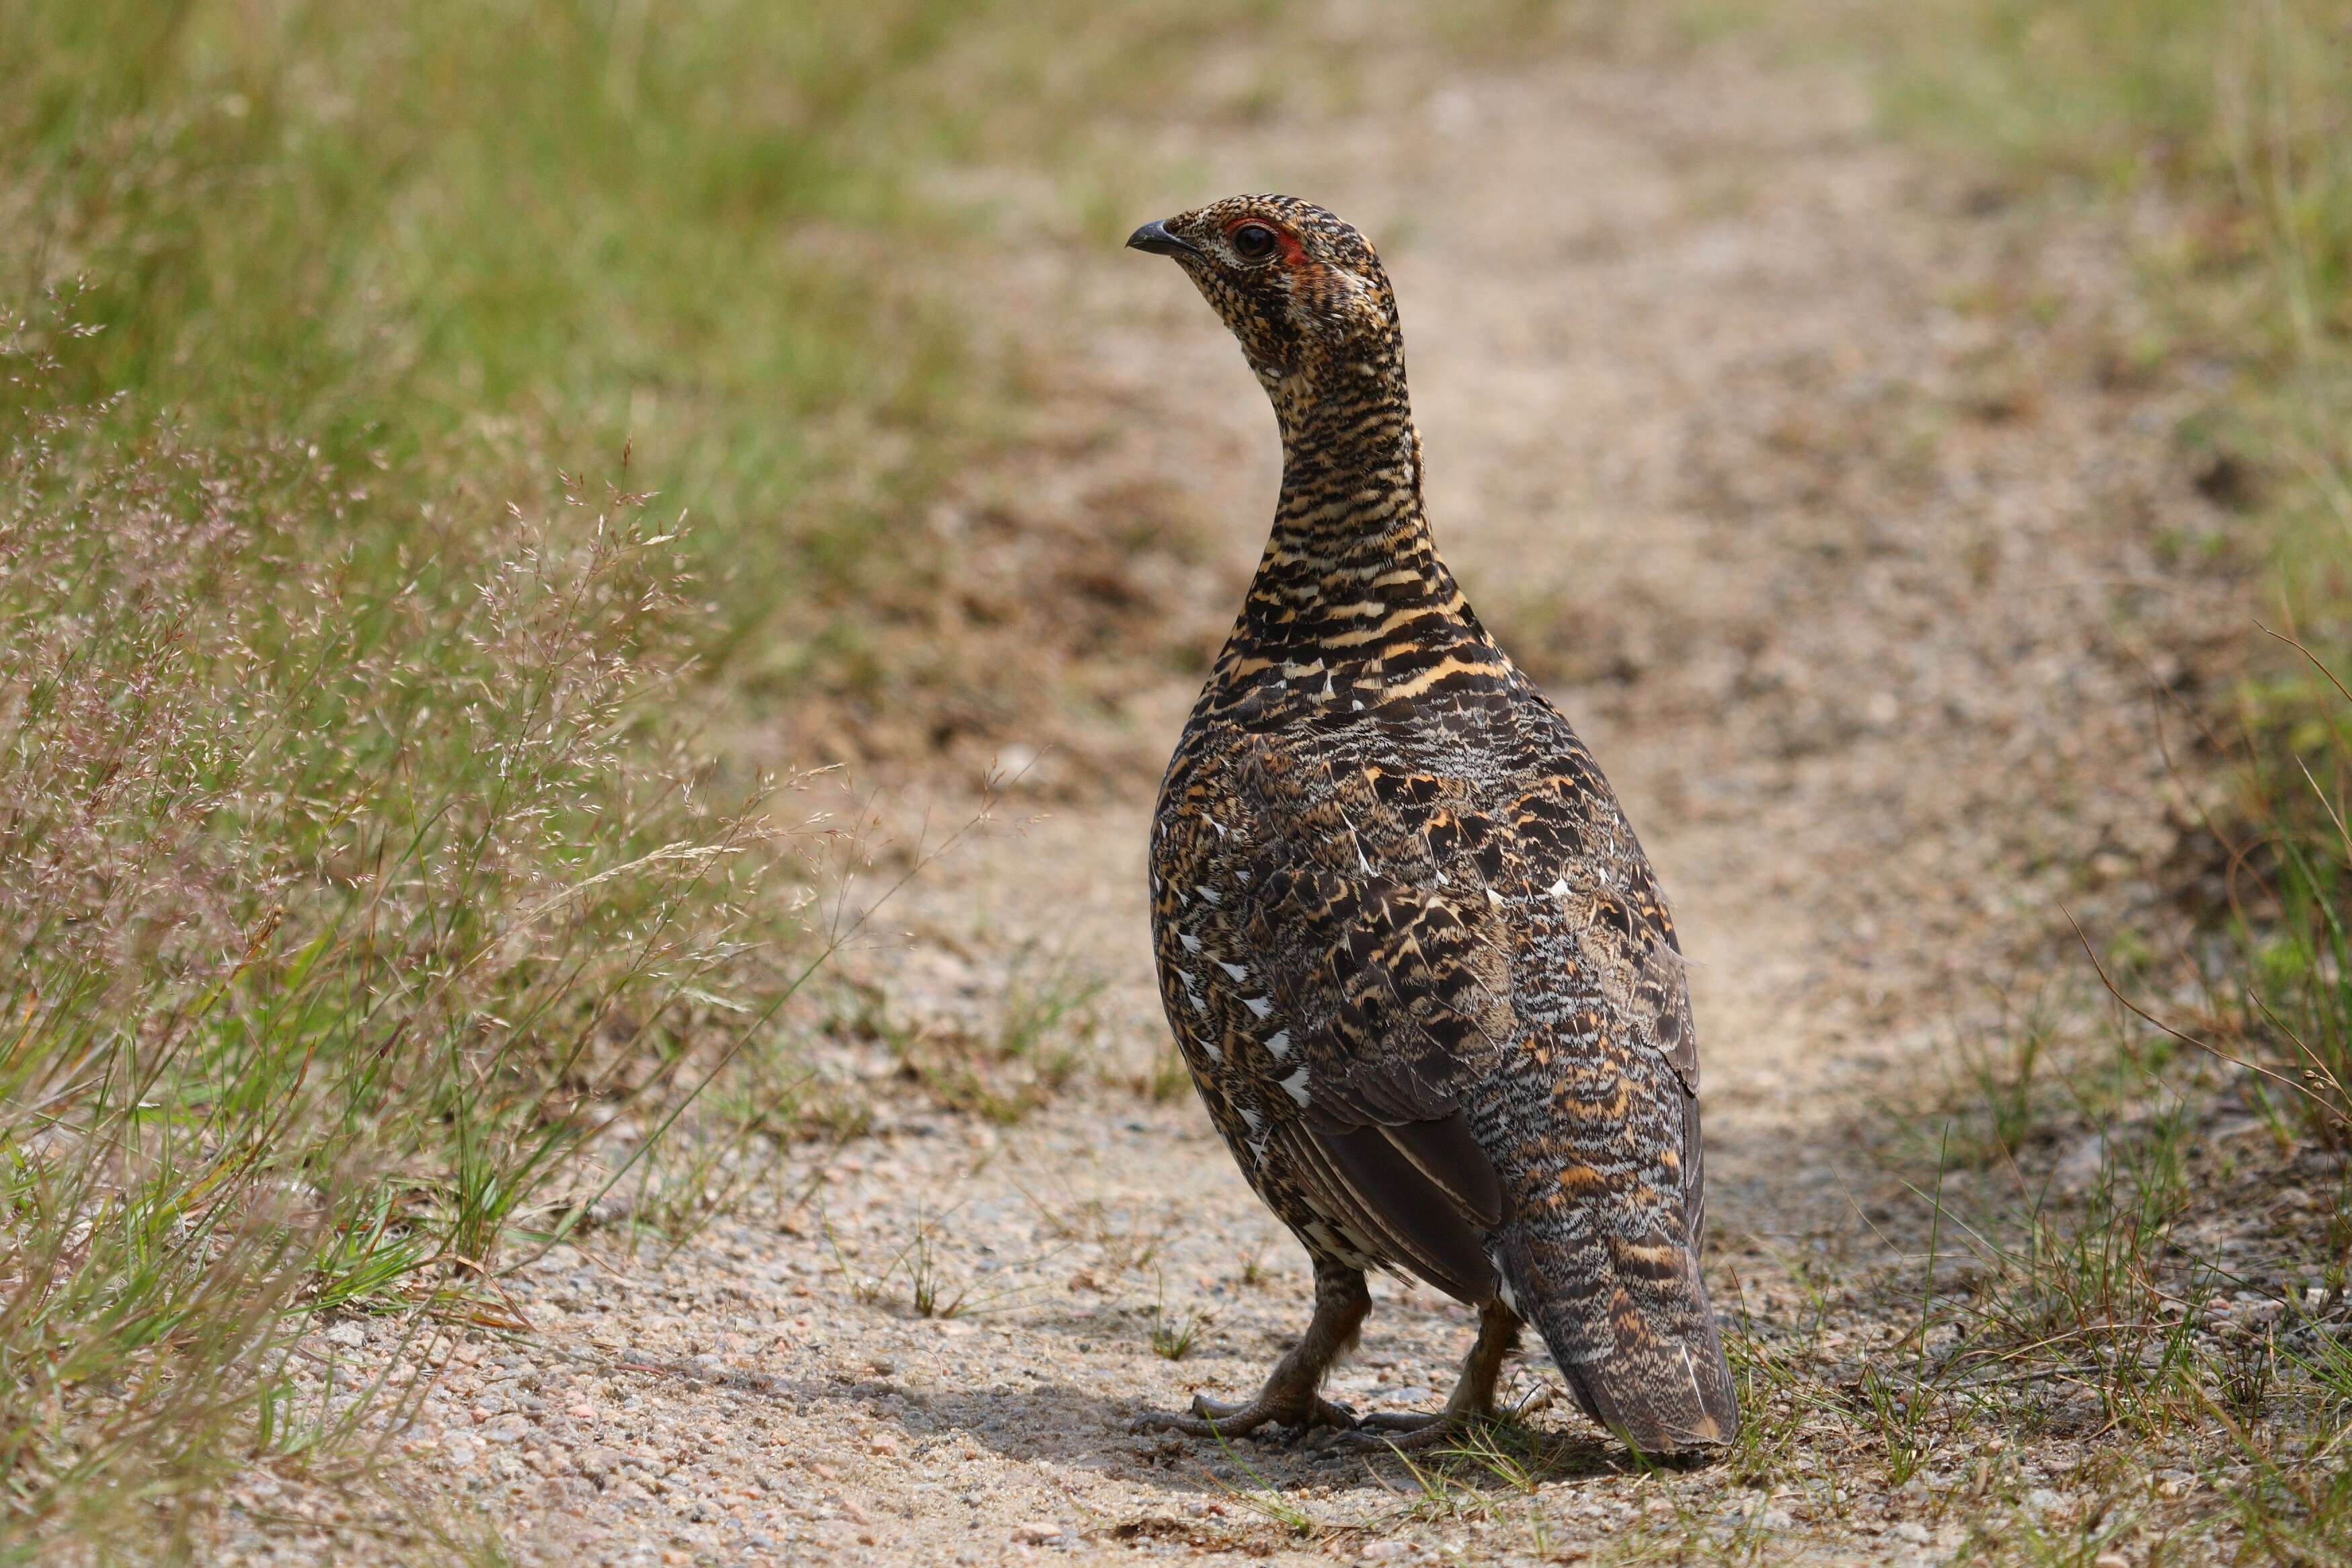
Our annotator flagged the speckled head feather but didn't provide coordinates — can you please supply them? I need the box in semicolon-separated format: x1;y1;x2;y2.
1128;196;1411;467
1128;196;1395;376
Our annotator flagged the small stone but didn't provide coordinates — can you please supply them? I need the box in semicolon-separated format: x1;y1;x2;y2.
2093;1556;2129;1568
567;1402;597;1419
1358;1544;1411;1562
869;1434;899;1456
1011;1521;1062;1545
1891;1522;1930;1544
323;1321;365;1349
2025;1488;2067;1515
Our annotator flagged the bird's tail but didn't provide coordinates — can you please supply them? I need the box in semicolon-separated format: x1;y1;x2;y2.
1501;1218;1739;1454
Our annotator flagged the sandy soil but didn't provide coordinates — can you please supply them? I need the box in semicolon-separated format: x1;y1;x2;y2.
227;30;2259;1568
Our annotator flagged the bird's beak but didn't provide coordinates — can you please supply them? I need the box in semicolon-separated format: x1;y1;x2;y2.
1126;219;1201;259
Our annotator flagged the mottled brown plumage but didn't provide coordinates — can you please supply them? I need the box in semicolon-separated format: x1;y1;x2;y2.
1128;196;1737;1454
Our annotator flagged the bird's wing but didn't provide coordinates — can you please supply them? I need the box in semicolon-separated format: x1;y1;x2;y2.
1487;748;1734;1449
1495;728;1704;1234
1232;740;1513;1301
1575;818;1704;1241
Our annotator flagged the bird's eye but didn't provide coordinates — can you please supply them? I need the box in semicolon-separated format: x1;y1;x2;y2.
1231;223;1279;261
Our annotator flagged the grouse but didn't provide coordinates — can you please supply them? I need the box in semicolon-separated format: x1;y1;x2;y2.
1127;196;1737;1455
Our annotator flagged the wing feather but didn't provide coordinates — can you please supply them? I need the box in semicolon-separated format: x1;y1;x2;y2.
1232;742;1513;1302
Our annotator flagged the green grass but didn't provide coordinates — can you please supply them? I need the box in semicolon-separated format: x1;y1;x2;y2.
0;297;799;1557
0;0;998;710
1696;3;2352;1553
1748;0;2351;648
0;0;1554;730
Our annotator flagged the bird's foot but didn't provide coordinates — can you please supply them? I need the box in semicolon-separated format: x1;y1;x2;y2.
1320;1409;1479;1453
1133;1390;1359;1441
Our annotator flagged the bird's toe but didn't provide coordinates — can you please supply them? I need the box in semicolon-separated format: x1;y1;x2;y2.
1134;1390;1358;1442
1353;1410;1444;1433
1327;1415;1473;1453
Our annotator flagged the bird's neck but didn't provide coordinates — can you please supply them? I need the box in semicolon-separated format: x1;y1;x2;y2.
1230;357;1465;662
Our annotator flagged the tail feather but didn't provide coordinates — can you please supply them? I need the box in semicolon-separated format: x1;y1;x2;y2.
1555;1300;1737;1454
1504;1229;1738;1454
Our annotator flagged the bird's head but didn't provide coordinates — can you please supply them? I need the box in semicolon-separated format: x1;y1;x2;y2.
1126;195;1403;405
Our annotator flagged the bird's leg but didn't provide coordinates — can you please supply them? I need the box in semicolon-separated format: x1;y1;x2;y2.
1134;1259;1368;1439
1337;1298;1522;1451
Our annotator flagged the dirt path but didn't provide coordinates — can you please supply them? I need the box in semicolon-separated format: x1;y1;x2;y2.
239;34;2255;1568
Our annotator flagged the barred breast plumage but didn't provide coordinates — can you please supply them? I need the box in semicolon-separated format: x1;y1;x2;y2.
1128;196;1737;1455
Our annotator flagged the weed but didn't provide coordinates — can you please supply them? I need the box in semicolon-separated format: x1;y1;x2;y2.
1134;1042;1196;1105
1148;1273;1208;1362
0;301;800;1557
1202;1433;1321;1539
888;945;1105;1124
828;1202;1011;1321
1238;1245;1272;1290
906;1208;972;1321
1020;1189;1181;1281
1382;1441;1502;1525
